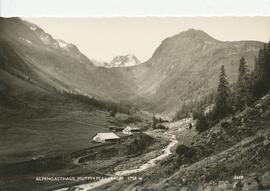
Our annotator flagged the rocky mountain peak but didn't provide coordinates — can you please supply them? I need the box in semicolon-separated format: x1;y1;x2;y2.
92;54;141;68
177;28;216;40
150;29;220;64
163;29;219;47
109;54;141;67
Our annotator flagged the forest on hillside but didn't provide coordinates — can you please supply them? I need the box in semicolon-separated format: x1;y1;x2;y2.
175;40;270;133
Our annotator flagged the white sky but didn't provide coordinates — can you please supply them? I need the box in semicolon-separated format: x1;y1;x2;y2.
25;17;270;62
3;0;270;17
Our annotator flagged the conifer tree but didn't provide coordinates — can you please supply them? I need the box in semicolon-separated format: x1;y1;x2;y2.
253;41;270;97
265;41;270;89
152;115;157;129
236;56;251;109
215;65;232;119
254;56;260;80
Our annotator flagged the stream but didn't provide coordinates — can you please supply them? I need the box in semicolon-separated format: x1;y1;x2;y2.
55;134;178;191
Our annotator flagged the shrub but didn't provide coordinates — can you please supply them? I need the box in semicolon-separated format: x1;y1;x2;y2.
196;115;210;133
221;121;231;129
110;107;117;117
176;144;197;165
176;145;196;159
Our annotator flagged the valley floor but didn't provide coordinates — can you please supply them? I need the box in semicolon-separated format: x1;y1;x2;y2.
0;93;174;191
1;91;270;191
53;118;195;191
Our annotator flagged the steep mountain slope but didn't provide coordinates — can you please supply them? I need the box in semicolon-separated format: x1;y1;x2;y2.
0;18;265;114
0;17;137;101
160;93;270;190
105;92;270;191
127;29;264;113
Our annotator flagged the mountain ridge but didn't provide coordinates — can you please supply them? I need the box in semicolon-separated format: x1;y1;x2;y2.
0;17;137;102
0;17;265;114
123;28;263;113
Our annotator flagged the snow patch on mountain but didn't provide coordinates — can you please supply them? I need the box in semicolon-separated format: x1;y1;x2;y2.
24;21;38;31
40;33;52;44
92;54;141;68
19;37;32;44
30;25;37;31
56;39;79;52
57;39;68;48
109;54;141;67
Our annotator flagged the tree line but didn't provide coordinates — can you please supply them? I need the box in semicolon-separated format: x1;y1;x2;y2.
62;91;137;116
174;41;270;133
174;91;216;120
196;41;270;133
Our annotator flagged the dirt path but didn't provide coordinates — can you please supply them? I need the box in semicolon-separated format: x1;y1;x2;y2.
115;134;177;176
54;133;178;191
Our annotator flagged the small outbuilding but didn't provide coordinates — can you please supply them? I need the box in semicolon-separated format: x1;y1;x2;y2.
92;132;120;143
122;126;141;135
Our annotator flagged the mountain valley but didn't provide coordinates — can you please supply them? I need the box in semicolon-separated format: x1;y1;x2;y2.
1;17;270;191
